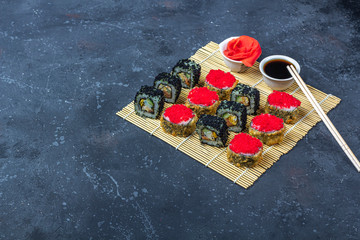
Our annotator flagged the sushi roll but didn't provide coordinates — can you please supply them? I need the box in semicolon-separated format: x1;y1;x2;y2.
264;90;301;124
230;83;260;115
196;115;228;147
153;72;182;103
205;69;238;100
249;113;286;146
134;85;164;119
171;59;201;89
160;104;198;137
185;87;220;116
227;133;263;168
216;100;247;133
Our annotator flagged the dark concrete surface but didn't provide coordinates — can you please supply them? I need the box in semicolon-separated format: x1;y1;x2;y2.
0;0;359;239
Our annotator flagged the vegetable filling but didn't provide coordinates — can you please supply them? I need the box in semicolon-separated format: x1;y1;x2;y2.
222;112;238;127
236;96;250;106
201;128;217;141
158;83;172;99
178;72;191;87
139;98;154;113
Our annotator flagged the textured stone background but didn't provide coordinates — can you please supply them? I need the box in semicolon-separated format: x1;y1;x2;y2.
0;0;359;239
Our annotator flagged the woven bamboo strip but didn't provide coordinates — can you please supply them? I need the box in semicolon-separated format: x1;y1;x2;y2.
116;42;341;189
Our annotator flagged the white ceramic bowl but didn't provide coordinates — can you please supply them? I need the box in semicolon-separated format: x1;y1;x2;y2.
259;55;301;90
219;36;250;73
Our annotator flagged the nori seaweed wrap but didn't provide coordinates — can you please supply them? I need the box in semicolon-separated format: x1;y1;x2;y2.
230;83;260;115
134;85;164;119
171;59;201;89
196;115;228;147
216;100;247;133
153;72;182;103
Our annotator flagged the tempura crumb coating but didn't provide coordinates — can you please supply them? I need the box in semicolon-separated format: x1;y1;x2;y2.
160;115;198;137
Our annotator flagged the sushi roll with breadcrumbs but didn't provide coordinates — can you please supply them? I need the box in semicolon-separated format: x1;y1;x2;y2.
249;113;286;146
134;85;164;119
185;87;220;116
171;59;201;89
205;69;238;100
153;72;182;103
160;104;198;137
230;83;260;115
216;100;247;133
264;90;301;124
227;133;263;168
196;115;228;147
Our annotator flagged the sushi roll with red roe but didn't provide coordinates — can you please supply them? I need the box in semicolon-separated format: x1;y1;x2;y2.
160;104;198;137
227;133;263;168
249;113;286;146
265;90;301;124
185;87;220;116
205;69;238;100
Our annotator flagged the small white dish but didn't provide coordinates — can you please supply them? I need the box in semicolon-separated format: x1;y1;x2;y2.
259;55;301;90
219;36;250;73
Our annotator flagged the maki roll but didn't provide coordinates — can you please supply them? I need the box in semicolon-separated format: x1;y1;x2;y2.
216;100;247;133
230;83;260;115
185;87;220;116
153;72;182;103
160;104;198;137
196;115;228;147
264;90;301;124
205;69;238;100
171;59;201;89
249;114;286;146
227;133;263;168
134;85;164;119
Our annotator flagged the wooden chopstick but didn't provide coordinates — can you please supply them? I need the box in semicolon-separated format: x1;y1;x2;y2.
287;65;360;172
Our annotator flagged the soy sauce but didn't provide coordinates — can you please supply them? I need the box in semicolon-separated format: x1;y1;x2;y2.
264;60;293;79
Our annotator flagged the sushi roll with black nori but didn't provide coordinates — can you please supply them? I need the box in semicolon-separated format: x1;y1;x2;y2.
171;59;201;89
216;100;247;133
153;72;182;103
227;133;263;168
160;104;198;137
230;83;260;115
196;115;228;147
134;85;164;119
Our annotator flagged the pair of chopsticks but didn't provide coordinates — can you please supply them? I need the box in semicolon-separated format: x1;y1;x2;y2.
287;65;360;172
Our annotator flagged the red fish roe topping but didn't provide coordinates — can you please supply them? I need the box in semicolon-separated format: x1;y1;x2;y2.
187;87;219;106
163;104;194;124
205;69;237;89
229;133;263;155
251;114;284;132
268;90;301;109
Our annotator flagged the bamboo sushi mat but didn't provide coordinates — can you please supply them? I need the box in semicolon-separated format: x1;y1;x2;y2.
116;41;341;189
